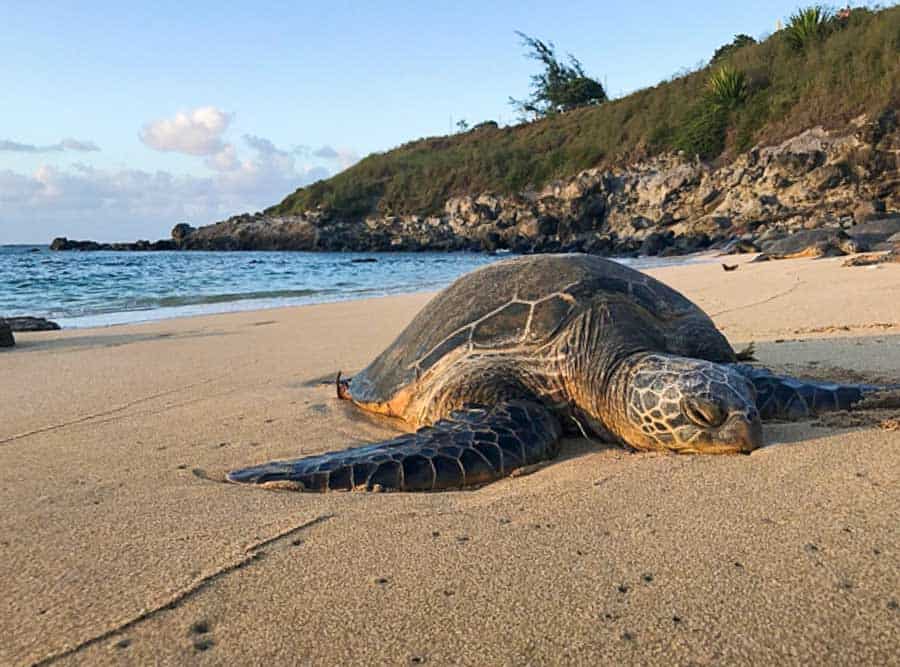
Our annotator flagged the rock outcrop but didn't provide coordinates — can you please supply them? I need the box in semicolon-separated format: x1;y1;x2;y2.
6;317;61;332
0;319;14;348
53;111;900;257
50;238;177;251
842;242;900;266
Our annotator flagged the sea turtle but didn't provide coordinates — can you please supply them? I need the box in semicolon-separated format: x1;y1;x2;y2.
228;254;889;492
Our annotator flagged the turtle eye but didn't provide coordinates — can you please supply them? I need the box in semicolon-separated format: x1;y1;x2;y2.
682;397;726;428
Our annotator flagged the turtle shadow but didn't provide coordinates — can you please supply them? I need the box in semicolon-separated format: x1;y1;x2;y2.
556;435;621;460
758;415;894;451
329;399;420;438
758;422;834;450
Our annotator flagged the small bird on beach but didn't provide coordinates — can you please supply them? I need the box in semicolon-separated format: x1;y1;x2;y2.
721;263;739;272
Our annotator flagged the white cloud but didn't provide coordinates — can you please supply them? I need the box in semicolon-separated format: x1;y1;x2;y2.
205;143;239;172
139;106;234;156
59;138;101;152
0;135;331;242
243;134;286;156
313;144;359;170
0;138;100;153
313;145;338;159
0;107;358;242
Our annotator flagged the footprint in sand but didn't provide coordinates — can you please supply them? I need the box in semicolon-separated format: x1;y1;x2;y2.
189;620;214;652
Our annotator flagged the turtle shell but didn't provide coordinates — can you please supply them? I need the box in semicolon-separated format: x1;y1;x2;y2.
348;254;735;403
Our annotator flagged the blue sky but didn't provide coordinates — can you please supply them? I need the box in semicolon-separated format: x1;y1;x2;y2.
1;1;846;243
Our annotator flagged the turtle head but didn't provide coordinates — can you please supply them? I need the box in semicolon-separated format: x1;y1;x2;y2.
613;354;762;454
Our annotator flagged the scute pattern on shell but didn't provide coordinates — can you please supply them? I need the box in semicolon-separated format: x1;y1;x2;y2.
348;254;728;404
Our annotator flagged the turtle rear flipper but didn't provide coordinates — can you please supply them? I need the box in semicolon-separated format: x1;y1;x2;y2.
227;400;561;492
733;365;899;420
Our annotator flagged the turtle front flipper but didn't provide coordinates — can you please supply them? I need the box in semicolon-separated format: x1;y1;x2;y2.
227;400;562;492
733;365;898;420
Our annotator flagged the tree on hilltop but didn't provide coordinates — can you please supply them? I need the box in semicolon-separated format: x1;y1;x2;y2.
711;34;757;63
509;32;607;121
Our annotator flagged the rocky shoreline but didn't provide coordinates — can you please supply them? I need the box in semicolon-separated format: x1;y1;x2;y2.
0;317;61;345
51;111;899;258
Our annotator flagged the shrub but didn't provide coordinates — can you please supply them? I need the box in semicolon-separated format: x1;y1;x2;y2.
707;66;748;109
672;103;729;159
784;6;833;51
711;34;757;63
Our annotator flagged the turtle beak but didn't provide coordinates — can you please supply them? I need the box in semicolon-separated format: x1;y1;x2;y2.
723;414;763;454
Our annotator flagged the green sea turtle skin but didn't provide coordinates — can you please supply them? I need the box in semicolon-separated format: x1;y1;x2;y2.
227;402;561;491
228;254;890;492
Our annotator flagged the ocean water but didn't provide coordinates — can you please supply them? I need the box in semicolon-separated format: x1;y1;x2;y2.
1;246;706;328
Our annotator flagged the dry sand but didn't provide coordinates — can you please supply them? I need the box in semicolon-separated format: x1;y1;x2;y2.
1;255;899;666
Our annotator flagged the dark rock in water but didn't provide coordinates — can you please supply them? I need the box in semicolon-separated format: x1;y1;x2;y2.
126;239;177;251
51;237;105;251
6;316;61;332
0;319;13;347
50;237;177;252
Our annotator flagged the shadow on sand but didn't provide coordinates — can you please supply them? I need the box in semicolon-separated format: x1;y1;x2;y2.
7;328;233;353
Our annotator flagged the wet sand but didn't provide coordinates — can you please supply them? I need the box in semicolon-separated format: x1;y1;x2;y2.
2;255;898;665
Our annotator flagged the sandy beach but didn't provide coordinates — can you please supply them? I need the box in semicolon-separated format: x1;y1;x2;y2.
2;255;899;666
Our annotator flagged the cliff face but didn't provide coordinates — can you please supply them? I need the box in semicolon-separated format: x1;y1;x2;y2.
173;112;898;256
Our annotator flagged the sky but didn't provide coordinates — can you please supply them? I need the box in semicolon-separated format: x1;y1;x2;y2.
0;0;853;243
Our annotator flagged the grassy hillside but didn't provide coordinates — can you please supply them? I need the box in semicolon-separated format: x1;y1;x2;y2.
271;6;900;220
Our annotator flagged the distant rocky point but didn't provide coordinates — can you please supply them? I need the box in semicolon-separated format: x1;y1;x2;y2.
50;238;177;252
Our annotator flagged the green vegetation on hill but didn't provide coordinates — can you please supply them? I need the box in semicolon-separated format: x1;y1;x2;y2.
271;6;900;220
